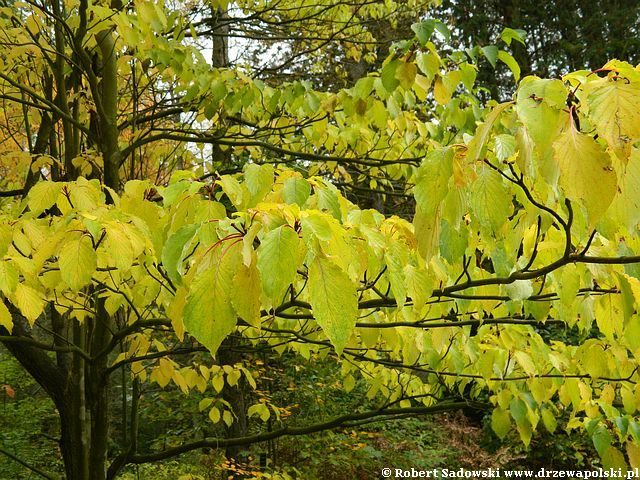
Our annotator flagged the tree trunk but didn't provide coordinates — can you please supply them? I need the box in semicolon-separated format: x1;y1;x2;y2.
1;302;113;480
218;337;249;479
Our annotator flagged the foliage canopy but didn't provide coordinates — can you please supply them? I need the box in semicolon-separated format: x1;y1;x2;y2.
1;0;640;478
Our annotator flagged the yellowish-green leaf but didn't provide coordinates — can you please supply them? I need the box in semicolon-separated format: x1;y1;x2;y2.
208;406;221;424
541;407;557;433
257;226;301;305
413;148;453;260
517;77;567;109
59;235;97;290
283;177;311;207
470;169;511;232
231;263;262;328
245;163;274;206
628;441;640;468
0;301;12;333
184;243;241;355
384;242;408;309
0;261;18;295
307;256;358;354
12;284;45;325
395;61;417;89
586;78;640;155
491;407;511;440
404;264;432;312
162;223;200;285
27;182;63;215
498;50;520;82
467;102;513;163
606;147;640;231
553;126;617;225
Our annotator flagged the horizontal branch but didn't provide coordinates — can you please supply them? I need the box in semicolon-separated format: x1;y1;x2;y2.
121;132;421;168
0;335;91;360
126;401;482;464
0;188;25;198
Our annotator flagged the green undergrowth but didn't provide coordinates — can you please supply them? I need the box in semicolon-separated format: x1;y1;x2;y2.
1;348;596;480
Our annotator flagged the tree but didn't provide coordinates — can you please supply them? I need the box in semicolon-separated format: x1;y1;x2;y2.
1;0;640;479
433;0;640;99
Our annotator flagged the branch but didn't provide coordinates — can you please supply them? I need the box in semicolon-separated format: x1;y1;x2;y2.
120;132;421;168
0;446;58;480
127;401;482;464
0;305;66;404
0;189;25;198
0;72;91;136
0;335;90;360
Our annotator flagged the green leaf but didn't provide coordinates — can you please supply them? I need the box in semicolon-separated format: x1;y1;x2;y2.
244;163;274;206
384;242;408;308
553;126;617;225
500;27;526;46
541;407;557;433
184;243;241;355
433;20;451;42
307;256;358;354
467;102;513;162
416;52;440;81
592;425;613;457
353;76;374;99
27;182;62;215
459;63;477;90
162;224;200;285
494;134;516;161
470;169;512;233
59;235;97;290
283;177;311;207
517;77;567;109
505;280;533;301
411;20;435;45
218;175;247;209
315;182;342;220
481;46;499;68
404;265;432;312
414;148;454;208
162;224;200;284
256;226;301;305
413;148;453;260
381;59;400;93
509;397;532;445
606;147;640;231
498;50;521;82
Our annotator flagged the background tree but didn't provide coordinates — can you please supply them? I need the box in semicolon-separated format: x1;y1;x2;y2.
433;0;640;98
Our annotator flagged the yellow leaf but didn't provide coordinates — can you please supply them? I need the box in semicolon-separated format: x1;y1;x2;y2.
59;234;97;290
0;301;12;333
307;256;358;355
587;78;640;157
12;284;45;325
231;263;262;328
553;126;617;226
